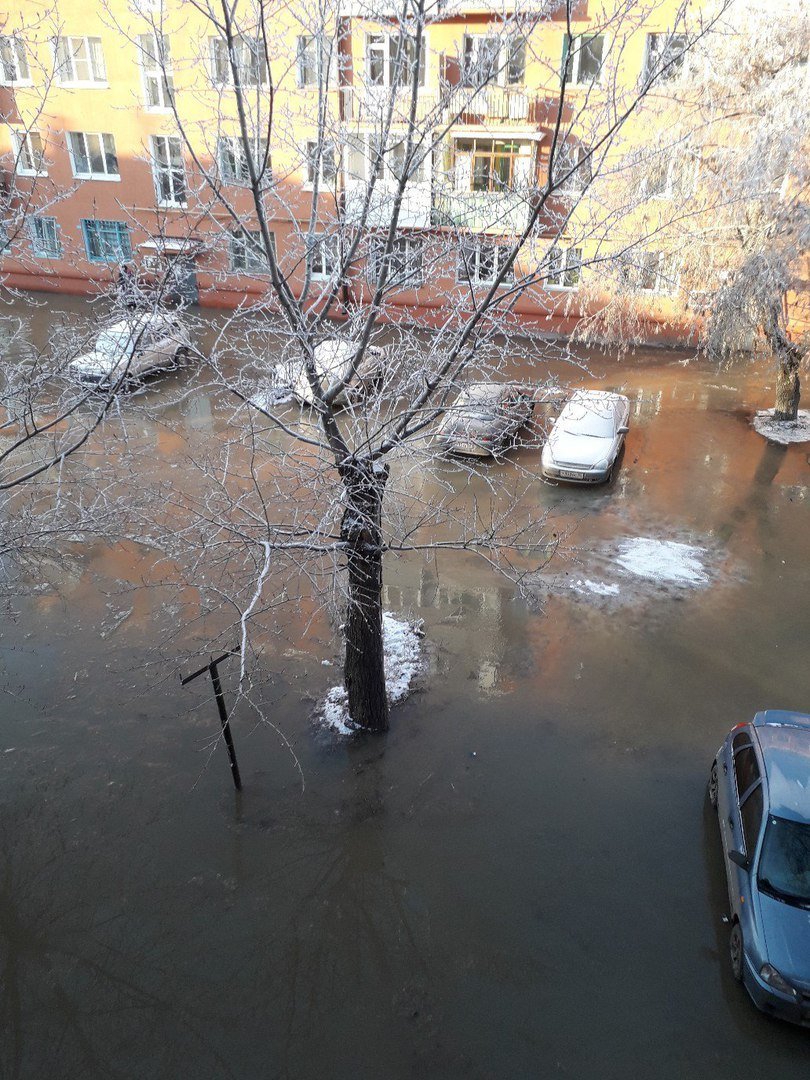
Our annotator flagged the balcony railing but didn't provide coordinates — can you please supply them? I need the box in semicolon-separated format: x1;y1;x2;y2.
341;86;440;125
431;185;534;233
341;85;541;128
443;85;535;124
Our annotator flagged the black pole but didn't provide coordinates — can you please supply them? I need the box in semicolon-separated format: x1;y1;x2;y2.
209;660;242;792
181;645;242;792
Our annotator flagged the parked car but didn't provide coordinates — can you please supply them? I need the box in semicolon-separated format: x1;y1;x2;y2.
540;389;630;483
68;312;191;387
709;710;810;1026
291;339;386;407
435;382;535;458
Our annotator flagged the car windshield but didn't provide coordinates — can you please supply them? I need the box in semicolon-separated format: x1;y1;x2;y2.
560;400;615;438
95;326;139;357
457;385;507;420
757;815;810;907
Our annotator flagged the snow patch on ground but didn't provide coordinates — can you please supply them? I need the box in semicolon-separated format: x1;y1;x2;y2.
316;613;425;735
249;386;294;410
615;538;709;586
753;410;810;445
570;578;621;597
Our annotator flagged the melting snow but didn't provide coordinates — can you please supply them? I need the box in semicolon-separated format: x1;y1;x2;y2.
571;578;620;597
317;613;425;735
616;538;708;585
753;410;810;445
249;387;294;411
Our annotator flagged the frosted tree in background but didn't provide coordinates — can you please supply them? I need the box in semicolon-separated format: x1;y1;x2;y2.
679;0;810;420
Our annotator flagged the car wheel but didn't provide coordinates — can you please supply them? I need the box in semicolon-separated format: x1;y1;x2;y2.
729;921;744;983
708;762;719;809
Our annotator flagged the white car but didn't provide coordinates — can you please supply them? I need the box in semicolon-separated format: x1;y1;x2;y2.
541;389;630;483
290;339;386;407
68;313;191;388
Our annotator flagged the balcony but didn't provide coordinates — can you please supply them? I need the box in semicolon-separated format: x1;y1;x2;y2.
443;85;538;125
341;86;440;126
431;185;534;234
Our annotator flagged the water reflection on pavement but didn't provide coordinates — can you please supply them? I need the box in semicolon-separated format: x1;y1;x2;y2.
1;297;809;1079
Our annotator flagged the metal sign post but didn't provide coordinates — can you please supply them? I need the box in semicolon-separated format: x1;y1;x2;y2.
181;646;243;791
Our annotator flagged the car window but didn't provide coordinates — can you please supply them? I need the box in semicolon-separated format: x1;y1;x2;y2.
733;745;760;800
732;731;751;753
740;782;764;857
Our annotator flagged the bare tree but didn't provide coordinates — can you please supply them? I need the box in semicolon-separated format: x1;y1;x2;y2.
103;0;734;734
676;0;810;420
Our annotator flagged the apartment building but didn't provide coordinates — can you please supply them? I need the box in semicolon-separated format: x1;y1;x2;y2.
0;1;704;341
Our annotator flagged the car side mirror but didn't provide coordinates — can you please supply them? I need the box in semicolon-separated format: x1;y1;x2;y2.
728;849;749;871
617;425;629;434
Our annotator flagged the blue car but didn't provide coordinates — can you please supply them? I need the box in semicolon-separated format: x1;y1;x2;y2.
709;710;810;1026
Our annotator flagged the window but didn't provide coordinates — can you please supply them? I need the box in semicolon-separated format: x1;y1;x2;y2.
29;216;61;258
546;246;582;288
740;783;764;857
562;34;604;86
305;141;337;186
462;35;525;87
68;132;119;179
631;251;678;294
12;131;46;176
81;219;131;263
366;33;424;88
644;33;688;83
734;745;760;800
457;240;513;286
643;147;699;200
210;37;266;87
390;139;427;183
229;229;274;273
55;36;107;84
0;35;30;83
551;140;592;193
369;235;424;287
151;136;186;207
456;139;524;193
138;33;174;109
297;35;321;88
217;136;269;185
309;233;339;279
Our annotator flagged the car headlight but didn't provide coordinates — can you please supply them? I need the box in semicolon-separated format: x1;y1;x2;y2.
760;963;799;998
594;459;609;472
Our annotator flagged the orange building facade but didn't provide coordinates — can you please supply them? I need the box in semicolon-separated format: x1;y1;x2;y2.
0;1;721;344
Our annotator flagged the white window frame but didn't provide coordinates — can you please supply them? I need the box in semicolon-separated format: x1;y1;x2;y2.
11;130;47;176
644;32;688;84
0;35;31;84
29;215;61;259
67;131;119;181
563;34;605;88
551;140;592;194
545;246;582;289
297;35;322;88
305;140;337;187
55;36;107;86
209;36;266;88
635;250;678;294
456;240;514;286
309;233;339;280
369;234;424;288
462;34;525;88
365;32;425;89
217;135;269;186
229;229;274;273
138;33;174;110
151;135;187;208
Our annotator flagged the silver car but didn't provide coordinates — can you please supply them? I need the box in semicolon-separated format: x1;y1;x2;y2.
709;710;810;1026
435;382;535;458
541;389;630;483
68;312;190;388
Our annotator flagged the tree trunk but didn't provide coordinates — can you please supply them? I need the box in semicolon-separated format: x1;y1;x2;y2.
341;461;389;732
774;360;801;422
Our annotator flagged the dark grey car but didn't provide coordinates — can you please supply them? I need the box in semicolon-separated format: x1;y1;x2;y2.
435;382;535;458
709;710;810;1026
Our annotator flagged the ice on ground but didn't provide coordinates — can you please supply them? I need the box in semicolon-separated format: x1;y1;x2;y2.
753;410;810;445
316;613;425;734
616;538;708;586
249;387;294;410
571;578;620;597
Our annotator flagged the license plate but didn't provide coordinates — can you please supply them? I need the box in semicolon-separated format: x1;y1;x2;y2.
560;469;585;479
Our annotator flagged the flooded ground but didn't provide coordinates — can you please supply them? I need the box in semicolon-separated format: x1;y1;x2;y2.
1;296;809;1079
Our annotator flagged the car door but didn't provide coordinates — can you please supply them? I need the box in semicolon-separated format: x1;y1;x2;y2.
724;733;762;915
